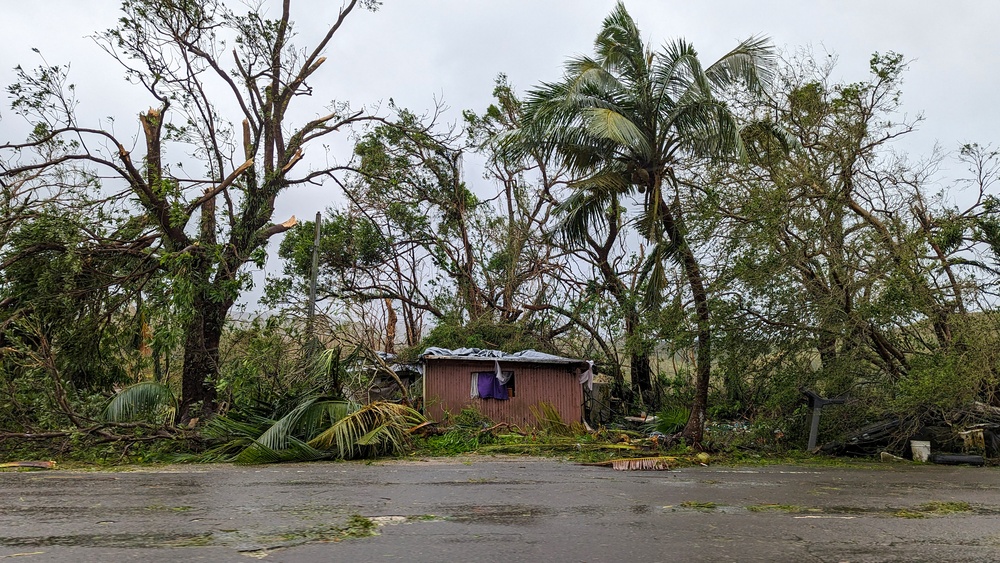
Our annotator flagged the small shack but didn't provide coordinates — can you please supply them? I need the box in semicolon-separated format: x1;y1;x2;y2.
420;347;593;427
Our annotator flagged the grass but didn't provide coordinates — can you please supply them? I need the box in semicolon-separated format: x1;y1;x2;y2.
892;501;972;518
916;501;972;514
276;514;377;543
340;515;377;538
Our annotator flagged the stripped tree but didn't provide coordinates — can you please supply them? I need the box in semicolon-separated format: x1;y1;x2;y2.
1;0;381;421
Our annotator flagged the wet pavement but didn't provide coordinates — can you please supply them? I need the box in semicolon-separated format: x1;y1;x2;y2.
1;457;999;562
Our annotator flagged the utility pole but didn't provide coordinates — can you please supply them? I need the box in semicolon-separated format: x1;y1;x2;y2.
306;211;321;341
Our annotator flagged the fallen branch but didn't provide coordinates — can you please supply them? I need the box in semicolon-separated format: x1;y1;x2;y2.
480;422;512;435
0;431;71;441
0;461;56;470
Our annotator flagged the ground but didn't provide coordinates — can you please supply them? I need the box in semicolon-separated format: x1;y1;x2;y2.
1;457;998;562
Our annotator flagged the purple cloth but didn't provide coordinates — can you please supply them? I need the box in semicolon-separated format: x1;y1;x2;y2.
476;372;509;400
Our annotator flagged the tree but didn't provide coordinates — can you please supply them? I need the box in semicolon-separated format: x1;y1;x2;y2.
516;2;774;441
1;0;380;421
277;82;582;356
710;50;1000;426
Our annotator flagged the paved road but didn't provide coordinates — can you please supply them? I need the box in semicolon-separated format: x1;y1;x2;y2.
1;457;999;562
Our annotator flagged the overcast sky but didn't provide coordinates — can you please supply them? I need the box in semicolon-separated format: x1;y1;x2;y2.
3;1;998;307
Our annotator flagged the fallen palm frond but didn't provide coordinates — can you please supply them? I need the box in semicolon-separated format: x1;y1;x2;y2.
232;397;357;464
192;413;288;463
530;402;579;436
308;402;425;460
583;456;675;471
103;381;176;423
582;456;677;471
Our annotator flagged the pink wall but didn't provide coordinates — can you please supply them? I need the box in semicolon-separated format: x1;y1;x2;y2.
423;359;583;427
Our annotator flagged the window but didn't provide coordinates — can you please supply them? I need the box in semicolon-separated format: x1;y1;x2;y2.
473;370;515;400
503;371;515;398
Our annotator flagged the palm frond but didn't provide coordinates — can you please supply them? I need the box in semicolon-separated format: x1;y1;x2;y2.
703;35;776;97
640;238;679;309
103;381;175;423
656;39;712;104
566;57;624;98
667;98;744;158
234;436;328;465
594;1;647;80
249;396;324;452
308;402;425;460
190;414;271;463
554;171;628;245
232;397;359;464
583;107;650;156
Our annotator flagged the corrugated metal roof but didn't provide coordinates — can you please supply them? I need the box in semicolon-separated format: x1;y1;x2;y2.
420;347;586;366
421;354;583;365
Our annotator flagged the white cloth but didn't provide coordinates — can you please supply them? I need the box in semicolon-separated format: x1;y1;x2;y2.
494;359;512;384
578;361;594;391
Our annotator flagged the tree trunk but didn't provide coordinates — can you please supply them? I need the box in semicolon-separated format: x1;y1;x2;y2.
680;259;711;444
385;298;397;354
625;307;654;405
178;293;232;423
817;333;837;370
630;352;655;408
655;196;711;444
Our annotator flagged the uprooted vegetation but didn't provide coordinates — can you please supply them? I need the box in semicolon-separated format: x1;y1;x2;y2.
5;1;1000;467
3;309;1000;467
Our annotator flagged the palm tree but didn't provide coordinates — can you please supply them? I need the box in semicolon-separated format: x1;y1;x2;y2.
519;2;774;442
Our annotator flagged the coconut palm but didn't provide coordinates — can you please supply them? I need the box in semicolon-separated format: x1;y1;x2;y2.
518;2;775;442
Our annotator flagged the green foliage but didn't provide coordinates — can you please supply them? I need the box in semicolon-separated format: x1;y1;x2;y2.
103;382;176;423
219;398;424;464
411;317;557;359
1;210;145;390
418;430;486;456
653;406;691;435
416;407;496;455
309;401;425;460
279;212;389;278
530;402;581;436
232;397;353;464
216;316;310;408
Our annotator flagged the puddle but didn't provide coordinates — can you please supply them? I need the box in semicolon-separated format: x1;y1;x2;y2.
369;515;445;526
0;517;384;550
0;532;213;548
427;480;544;486
436;504;554;525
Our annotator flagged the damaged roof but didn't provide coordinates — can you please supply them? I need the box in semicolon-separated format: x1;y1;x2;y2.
420;347;586;366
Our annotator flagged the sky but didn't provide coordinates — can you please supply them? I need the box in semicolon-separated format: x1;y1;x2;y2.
2;0;999;307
